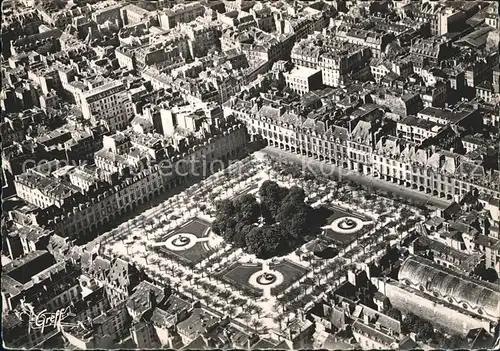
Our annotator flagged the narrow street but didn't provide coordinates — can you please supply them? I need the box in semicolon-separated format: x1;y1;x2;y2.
261;147;451;209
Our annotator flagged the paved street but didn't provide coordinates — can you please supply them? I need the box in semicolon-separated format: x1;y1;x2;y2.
262;146;451;209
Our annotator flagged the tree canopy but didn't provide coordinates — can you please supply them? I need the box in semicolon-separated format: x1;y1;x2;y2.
259;180;288;218
214;181;321;258
474;261;498;283
402;312;435;341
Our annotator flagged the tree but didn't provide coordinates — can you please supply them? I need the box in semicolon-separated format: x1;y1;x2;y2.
234;194;260;225
223;226;236;243
416;320;435;341
233;223;252;248
245;225;286;258
283;186;306;204
445;334;466;348
402;312;418;333
386;307;402;322
259;180;288;218
474;261;498;283
483;268;498;283
212;199;236;235
277;201;308;240
251;318;263;332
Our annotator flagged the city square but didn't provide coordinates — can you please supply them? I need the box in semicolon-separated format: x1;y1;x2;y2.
98;153;414;334
3;1;500;349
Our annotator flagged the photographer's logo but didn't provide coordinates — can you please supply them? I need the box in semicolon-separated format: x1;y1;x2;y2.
18;298;76;333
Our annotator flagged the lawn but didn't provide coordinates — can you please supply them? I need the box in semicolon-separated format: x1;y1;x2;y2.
321;205;374;246
219;260;309;298
219;263;264;297
269;260;309;296
169;218;211;238
154;218;213;266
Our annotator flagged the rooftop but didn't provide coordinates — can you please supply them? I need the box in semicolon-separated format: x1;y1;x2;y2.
399;255;500;318
286;66;321;79
176;307;220;340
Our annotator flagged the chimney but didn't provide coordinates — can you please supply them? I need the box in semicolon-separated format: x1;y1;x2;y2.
363;314;370;325
347;270;357;286
149;289;157;310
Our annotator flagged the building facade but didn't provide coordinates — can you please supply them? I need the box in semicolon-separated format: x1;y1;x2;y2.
224;98;500;201
11;121;247;241
81;81;134;132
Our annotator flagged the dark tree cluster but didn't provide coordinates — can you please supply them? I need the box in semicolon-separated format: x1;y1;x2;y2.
473;260;498;283
212;181;318;258
402;312;435;341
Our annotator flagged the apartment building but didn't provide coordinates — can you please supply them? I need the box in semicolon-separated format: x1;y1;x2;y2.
416;2;467;36
283;66;323;95
158;2;205;30
81;80;134;132
63;301;131;349
10;119;247;240
15;160;81;209
397;116;444;144
178;18;220;58
335;24;393;59
292;35;372;87
224;96;500;201
2;251;83;349
91;3;122;25
121;4;155;26
410;37;449;65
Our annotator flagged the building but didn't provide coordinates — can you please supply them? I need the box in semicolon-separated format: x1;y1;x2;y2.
62;300;131;349
372;255;500;336
396;116;444;144
416;2;466;36
158;2;205;30
91;3;122;25
2;250;82;348
10;117;247;241
335;23;393;59
283;66;323;95
14;160;81;209
80;80;134;132
225;93;500;201
291;34;372;87
410;37;449;65
121;4;155;26
2;250;81;312
178;18;220;58
476;80;497;103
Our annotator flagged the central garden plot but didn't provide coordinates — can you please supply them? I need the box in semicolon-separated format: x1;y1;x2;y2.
219;260;308;298
321;205;374;246
153;218;214;266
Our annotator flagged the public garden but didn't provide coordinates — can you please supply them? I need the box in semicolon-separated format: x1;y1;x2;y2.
97;151;428;336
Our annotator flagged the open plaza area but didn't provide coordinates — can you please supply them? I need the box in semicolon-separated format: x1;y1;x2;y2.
96;152;426;335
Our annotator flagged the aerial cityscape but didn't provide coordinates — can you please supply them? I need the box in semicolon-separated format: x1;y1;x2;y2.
1;0;499;349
